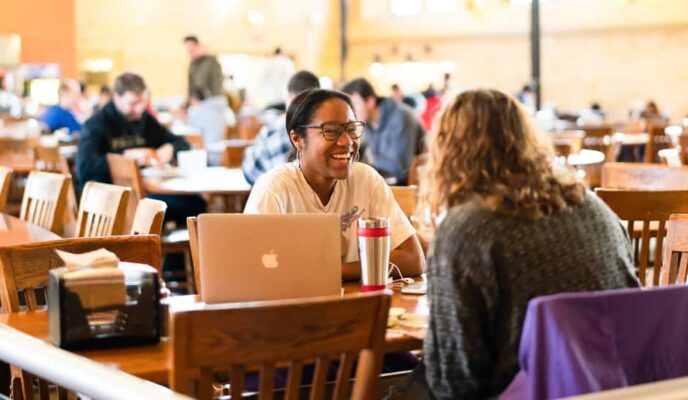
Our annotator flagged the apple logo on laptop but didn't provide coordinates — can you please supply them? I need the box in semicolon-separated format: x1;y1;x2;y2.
261;250;279;269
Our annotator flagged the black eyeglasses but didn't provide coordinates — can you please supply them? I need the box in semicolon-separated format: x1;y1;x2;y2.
300;121;366;141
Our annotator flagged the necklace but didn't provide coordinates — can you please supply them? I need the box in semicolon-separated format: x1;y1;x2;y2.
298;164;337;213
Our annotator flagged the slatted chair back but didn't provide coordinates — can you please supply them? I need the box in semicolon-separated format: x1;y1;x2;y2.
19;172;70;234
390;186;417;219
33;146;69;173
170;292;391;400
0;166;12;213
595;189;688;286
601;163;688;190
659;214;688;286
130;198;167;236
580;125;613;151
0;235;161;312
75;182;130;238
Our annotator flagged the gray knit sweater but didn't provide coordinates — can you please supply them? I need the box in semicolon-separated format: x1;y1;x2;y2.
423;192;639;399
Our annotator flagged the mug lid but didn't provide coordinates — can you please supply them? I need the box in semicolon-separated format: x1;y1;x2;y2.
357;217;389;229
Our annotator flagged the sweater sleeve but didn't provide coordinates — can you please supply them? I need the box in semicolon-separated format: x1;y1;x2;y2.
423;210;499;400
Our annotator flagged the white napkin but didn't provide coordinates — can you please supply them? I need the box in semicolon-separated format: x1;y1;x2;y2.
55;249;125;309
56;248;119;270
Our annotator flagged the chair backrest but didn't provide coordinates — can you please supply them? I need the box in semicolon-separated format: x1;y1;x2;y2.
33;146;70;173
186;216;201;298
0;166;12;213
552;130;585;159
659;214;688;286
502;285;688;400
0;235;161;312
658;148;682;167
19;171;71;234
222;145;248;168
75;181;131;238
390;186;417;219
595;189;688;285
601;163;688;190
645;123;670;163
106;153;146;232
130;198;167;236
580;125;613;150
170;292;390;400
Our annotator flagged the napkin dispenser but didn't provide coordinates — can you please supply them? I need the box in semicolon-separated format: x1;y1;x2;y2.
48;249;161;350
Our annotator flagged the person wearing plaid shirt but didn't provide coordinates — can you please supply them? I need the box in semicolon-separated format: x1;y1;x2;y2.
242;70;321;185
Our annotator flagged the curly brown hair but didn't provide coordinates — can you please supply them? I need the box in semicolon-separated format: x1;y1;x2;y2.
420;88;585;222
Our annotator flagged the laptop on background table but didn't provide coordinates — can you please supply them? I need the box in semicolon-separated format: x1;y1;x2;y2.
197;213;342;303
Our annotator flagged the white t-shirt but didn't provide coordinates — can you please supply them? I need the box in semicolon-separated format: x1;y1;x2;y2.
244;161;415;263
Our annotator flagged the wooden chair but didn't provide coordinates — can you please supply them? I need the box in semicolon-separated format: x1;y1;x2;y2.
222;144;248;168
130;198;167;236
552;130;585;159
33;146;79;237
659;214;688;286
601;163;688;190
75;181;130;237
645;124;671;164
0;235;161;312
106;153;146;231
106;153;194;291
19;172;71;234
595;189;688;286
32;146;69;173
170;292;391;400
390;186;417;219
0;235;161;400
0;166;12;213
580;125;613;151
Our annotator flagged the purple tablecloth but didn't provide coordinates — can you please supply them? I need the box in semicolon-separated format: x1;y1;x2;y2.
501;285;688;400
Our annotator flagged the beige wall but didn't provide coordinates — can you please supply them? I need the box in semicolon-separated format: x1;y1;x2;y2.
74;0;688;119
347;0;688;120
76;0;340;97
0;0;77;78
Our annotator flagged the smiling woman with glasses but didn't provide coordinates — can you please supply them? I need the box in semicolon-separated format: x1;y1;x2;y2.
244;88;425;281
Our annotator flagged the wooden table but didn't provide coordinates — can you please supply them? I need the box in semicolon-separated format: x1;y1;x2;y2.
143;166;251;196
0;283;427;385
0;213;61;245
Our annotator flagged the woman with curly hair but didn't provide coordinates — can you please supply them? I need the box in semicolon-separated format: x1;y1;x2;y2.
399;89;638;399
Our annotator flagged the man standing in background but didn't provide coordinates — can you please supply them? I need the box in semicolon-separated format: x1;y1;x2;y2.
183;35;225;100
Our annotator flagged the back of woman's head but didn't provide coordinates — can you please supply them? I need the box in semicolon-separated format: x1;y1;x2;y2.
421;88;585;221
285;88;355;142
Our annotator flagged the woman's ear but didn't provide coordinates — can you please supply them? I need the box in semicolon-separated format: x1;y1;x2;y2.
289;130;304;149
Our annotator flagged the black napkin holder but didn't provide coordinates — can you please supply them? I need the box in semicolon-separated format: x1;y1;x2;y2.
48;262;161;350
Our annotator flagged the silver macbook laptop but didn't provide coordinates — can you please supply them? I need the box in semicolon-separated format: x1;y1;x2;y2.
197;213;342;303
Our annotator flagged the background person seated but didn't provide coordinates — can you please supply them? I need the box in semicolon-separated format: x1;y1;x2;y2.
40;79;82;135
244;88;424;280
342;78;425;185
242;70;321;184
76;72;206;225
